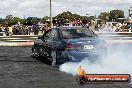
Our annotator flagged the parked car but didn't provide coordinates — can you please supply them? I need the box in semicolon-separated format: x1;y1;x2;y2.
32;26;107;66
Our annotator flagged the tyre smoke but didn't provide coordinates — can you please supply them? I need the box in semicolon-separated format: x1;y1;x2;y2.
59;42;132;77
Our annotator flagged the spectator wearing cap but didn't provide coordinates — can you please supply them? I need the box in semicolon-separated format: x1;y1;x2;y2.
82;18;88;27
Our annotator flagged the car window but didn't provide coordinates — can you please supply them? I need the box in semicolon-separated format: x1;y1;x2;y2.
61;28;96;39
42;29;59;41
43;30;52;40
51;29;59;40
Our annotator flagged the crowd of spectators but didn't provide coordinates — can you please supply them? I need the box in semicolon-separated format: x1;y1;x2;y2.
0;23;49;36
1;18;132;36
98;21;132;32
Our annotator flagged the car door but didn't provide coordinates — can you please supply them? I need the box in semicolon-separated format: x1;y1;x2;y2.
40;29;53;55
39;29;59;56
45;29;60;51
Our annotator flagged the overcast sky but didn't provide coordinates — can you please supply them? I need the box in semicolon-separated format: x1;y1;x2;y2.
0;0;132;18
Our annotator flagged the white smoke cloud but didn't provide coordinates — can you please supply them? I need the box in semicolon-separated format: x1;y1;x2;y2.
0;0;131;18
59;42;132;77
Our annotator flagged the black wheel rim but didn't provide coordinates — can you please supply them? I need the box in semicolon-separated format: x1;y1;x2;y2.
32;47;39;57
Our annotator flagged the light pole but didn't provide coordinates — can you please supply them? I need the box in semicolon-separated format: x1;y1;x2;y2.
129;7;132;18
86;13;89;17
50;0;53;28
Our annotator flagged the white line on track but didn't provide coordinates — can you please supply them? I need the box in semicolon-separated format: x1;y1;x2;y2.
0;38;21;40
6;40;34;42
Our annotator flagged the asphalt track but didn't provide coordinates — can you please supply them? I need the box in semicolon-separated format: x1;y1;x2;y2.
0;46;131;88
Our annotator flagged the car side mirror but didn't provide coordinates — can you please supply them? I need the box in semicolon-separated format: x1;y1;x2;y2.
38;36;45;42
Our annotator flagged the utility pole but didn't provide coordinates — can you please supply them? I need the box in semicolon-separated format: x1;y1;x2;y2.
50;0;53;28
129;7;132;18
86;13;89;17
24;15;26;20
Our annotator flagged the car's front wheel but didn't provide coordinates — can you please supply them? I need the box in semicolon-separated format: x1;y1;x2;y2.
32;46;40;58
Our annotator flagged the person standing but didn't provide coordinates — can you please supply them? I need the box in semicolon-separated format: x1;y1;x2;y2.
5;26;9;36
1;26;5;32
82;18;88;27
25;25;29;35
32;24;39;35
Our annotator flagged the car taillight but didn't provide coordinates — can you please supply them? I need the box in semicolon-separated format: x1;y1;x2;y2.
66;43;81;50
66;43;74;49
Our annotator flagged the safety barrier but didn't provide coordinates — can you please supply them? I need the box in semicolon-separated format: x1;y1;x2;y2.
0;32;5;36
97;32;132;36
0;32;132;46
96;32;132;44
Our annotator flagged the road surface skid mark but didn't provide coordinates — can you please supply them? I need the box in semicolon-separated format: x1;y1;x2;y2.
0;42;34;46
76;66;131;85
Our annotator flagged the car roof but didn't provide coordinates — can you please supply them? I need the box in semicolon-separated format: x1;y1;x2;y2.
54;26;97;36
56;26;88;30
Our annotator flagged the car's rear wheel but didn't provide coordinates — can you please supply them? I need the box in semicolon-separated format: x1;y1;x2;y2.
32;46;39;58
76;76;86;85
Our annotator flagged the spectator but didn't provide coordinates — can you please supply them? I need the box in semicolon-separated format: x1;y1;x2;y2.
52;19;57;27
82;18;88;27
0;27;4;32
32;24;39;35
21;25;26;35
0;27;2;32
28;26;32;35
12;26;17;35
25;26;29;35
5;26;9;36
16;26;21;35
56;19;61;27
128;23;132;32
42;25;47;33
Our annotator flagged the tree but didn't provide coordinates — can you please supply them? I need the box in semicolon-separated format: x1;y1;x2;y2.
11;17;21;25
5;15;13;26
54;11;82;23
5;15;13;21
98;12;110;22
5;15;23;26
109;9;124;21
0;18;3;26
41;16;50;23
89;16;96;20
19;19;26;25
0;18;3;24
26;17;40;25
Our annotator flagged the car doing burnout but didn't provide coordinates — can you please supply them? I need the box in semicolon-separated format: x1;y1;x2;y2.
32;26;107;66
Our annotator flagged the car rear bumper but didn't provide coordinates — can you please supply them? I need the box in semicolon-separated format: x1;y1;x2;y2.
62;50;103;62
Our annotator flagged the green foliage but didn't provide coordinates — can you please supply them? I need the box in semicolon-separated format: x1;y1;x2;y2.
41;16;50;23
98;9;125;22
0;18;3;24
54;11;77;22
53;11;95;23
98;12;110;22
0;10;125;26
11;17;21;25
26;17;40;24
0;18;3;26
89;16;96;20
109;9;124;21
19;19;26;24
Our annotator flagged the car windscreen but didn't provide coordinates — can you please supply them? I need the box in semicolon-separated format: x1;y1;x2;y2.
61;28;97;39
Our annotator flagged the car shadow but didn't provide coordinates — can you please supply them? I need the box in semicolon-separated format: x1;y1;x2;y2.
32;56;60;68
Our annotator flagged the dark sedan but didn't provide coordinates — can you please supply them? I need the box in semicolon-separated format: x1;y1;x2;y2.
32;27;107;66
